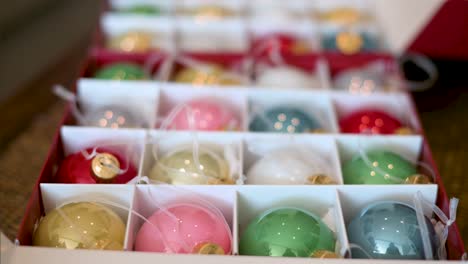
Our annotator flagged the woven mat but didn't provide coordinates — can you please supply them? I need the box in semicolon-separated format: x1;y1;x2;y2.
0;98;467;251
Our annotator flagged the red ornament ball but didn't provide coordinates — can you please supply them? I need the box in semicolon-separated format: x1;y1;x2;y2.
253;33;311;56
339;109;403;134
55;148;138;184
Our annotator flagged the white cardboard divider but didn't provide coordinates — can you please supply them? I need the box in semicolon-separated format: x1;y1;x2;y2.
236;186;349;256
248;89;339;133
242;133;343;184
60;126;147;176
101;13;176;51
109;0;174;14
337;185;438;223
335;135;423;166
176;17;249;52
249;17;319;49
77;79;160;128
247;0;315;16
331;92;421;132
314;0;373;14
143;131;244;184
158;83;249;131
127;185;237;252
39;184;136;250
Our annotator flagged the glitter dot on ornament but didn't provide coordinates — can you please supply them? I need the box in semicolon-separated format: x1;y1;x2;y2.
149;146;233;185
167;99;240;131
239;207;336;257
134;203;232;254
339;109;405;135
55;148;138;184
256;66;321;89
250;106;322;133
334;69;384;93
84;106;141;129
108;31;154;53
173;64;242;86
246;148;333;185
322;31;378;54
33;202;126;250
342;150;417;184
347;201;439;259
94;63;148;81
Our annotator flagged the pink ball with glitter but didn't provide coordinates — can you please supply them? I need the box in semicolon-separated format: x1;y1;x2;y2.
169;99;240;131
134;203;232;254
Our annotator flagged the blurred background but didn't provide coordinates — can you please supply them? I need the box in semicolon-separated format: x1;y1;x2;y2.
0;0;467;251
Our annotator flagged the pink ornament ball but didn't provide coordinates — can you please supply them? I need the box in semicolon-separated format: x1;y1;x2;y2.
134;203;232;254
168;99;240;131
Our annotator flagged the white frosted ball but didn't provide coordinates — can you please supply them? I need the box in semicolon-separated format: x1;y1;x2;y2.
256;66;321;89
246;148;330;185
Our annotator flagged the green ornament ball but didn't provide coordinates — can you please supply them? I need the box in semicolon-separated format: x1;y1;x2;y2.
94;63;148;81
342;150;417;184
121;5;161;15
239;207;336;257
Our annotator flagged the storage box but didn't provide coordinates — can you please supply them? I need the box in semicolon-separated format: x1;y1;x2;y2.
2;1;467;263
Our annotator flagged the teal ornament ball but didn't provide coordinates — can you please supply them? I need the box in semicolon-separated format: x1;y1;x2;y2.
249;106;322;133
94;63;148;81
342;150;417;184
239;208;336;257
347;201;438;260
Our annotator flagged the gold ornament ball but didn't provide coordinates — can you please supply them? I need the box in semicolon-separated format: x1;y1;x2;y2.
173;65;242;86
108;31;153;53
149;147;232;185
336;31;363;55
191;5;235;19
33;202;126;250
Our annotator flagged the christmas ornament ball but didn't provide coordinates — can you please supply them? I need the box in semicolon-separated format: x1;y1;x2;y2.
94;63;148;80
134;203;232;254
334;69;384;93
239;207;336;257
168;99;240;131
173;65;242;86
56;148;138;184
149;146;232;185
33;202;126;250
246;148;333;185
342;150;417;184
256;66;321;89
85;106;141;129
250;106;322;133
339;109;403;134
108;31;153;53
347;201;438;259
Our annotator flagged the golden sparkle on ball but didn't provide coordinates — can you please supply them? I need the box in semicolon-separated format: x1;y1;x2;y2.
33;202;126;250
108;31;153;53
336;31;363;55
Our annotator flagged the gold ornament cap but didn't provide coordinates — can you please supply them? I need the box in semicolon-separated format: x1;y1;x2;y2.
192;242;225;255
310;250;340;258
405;174;432;184
91;153;121;182
307;175;337;185
395;127;415;135
336;31;363;55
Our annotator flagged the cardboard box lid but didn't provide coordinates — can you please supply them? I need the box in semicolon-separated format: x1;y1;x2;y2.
374;0;468;59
